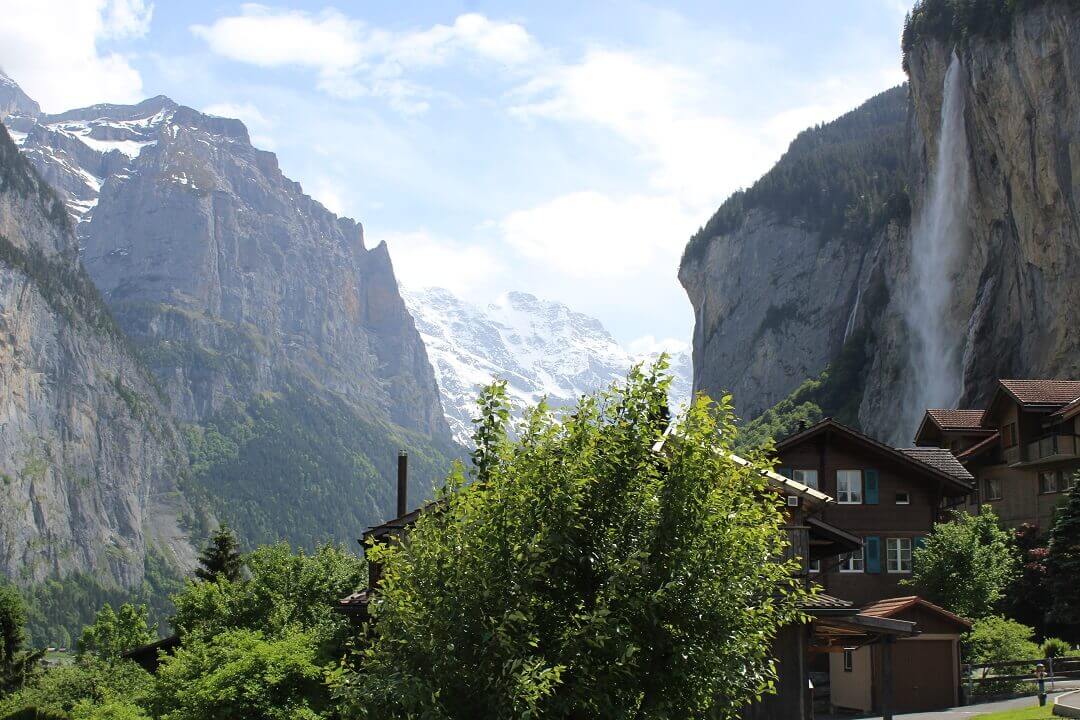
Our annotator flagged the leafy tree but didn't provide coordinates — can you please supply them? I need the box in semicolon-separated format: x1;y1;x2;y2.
71;698;153;720
0;583;41;695
339;364;809;719
1044;478;1080;637
1006;523;1049;634
149;628;327;720
963;616;1040;694
195;525;244;583
78;603;154;661
172;542;365;658
906;508;1018;619
0;656;152;718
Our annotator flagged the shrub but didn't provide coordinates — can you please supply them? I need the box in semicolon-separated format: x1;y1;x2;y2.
1042;638;1073;659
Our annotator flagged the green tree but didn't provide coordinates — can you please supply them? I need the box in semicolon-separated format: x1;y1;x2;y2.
172;542;365;658
0;583;40;694
195;525;244;583
0;656;152;717
77;603;154;661
1044;478;1080;637
149;628;327;720
963;616;1041;694
906;508;1018;619
339;364;809;719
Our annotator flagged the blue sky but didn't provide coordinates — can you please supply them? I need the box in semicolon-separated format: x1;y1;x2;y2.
0;0;911;353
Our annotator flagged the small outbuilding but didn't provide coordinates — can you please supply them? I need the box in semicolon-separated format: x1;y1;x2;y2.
828;596;971;715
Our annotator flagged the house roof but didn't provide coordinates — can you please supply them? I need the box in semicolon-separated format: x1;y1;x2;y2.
998;379;1080;407
776;418;974;494
802;593;854;611
955;431;1000;462
897;448;974;482
925;409;989;431
859;596;972;629
1050;395;1080;421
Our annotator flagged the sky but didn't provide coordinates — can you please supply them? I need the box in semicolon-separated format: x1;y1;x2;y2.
0;0;911;354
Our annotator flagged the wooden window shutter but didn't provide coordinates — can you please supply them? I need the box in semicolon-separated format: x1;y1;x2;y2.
864;469;879;504
865;536;881;574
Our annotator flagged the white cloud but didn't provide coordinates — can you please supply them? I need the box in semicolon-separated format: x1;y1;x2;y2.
501;190;697;279
309;177;346;216
627;335;690;357
192;6;536;111
382;230;506;299
0;0;151;111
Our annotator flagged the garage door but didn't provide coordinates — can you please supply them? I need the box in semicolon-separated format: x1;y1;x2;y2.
891;639;956;713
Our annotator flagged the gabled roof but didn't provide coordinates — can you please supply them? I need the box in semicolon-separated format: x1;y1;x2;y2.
1050;395;1080;422
897;448;974;482
927;409;987;430
955;431;1000;462
776;418;975;494
997;379;1080;408
859;596;971;629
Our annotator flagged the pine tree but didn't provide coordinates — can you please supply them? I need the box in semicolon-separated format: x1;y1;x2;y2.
195;525;243;583
1044;476;1080;636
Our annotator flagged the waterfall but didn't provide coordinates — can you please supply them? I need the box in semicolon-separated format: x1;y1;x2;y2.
903;51;971;436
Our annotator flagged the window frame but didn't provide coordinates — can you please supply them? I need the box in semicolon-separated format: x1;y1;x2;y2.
808;558;821;573
843;649;854;673
1039;470;1061;495
793;468;819;490
1002;422;1017;448
886;537;912;574
836;470;863;505
895;490;911;505
838;547;864;573
984;477;1003;501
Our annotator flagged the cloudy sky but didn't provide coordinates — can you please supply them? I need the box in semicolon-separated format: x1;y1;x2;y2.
0;0;910;353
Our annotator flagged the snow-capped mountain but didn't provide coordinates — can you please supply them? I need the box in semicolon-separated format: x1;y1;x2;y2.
404;287;691;445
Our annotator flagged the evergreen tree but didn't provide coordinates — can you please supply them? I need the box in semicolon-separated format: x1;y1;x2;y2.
0;583;41;694
195;525;243;583
1044;476;1080;637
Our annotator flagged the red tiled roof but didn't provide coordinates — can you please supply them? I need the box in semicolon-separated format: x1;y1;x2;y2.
956;431;1000;461
1051;395;1080;420
926;409;988;431
999;379;1080;407
898;448;974;482
859;595;971;628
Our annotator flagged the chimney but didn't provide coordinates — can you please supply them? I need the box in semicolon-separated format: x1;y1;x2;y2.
396;450;408;518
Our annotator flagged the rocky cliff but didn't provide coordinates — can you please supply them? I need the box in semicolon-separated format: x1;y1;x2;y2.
681;0;1080;444
0;123;198;594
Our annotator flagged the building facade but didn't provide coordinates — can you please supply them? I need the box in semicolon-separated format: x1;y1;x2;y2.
775;419;974;607
915;379;1080;532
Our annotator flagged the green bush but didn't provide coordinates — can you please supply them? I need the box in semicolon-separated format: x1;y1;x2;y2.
1042;637;1073;658
964;616;1041;696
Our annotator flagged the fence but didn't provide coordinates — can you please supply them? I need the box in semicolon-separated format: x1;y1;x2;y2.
963;656;1080;698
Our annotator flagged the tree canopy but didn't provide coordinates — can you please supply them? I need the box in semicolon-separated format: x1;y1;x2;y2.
906;509;1018;620
1044;478;1080;637
77;604;154;661
339;364;810;720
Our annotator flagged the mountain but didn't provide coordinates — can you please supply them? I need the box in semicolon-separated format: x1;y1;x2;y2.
1;74;460;641
403;287;691;445
0;118;201;644
681;0;1080;445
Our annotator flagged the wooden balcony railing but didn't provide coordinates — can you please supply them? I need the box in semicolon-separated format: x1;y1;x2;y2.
1024;434;1078;463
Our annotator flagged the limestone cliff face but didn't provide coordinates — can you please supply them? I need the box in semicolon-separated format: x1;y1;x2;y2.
0;124;197;589
683;1;1080;444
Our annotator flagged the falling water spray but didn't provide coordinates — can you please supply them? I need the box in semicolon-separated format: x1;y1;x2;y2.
903;51;971;435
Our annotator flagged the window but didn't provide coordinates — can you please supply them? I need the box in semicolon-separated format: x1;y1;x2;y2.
843;649;854;672
1002;423;1017;448
1039;470;1061;494
895;491;911;505
839;547;864;573
837;470;862;504
984;477;1003;501
793;469;818;489
887;538;912;573
808;558;821;573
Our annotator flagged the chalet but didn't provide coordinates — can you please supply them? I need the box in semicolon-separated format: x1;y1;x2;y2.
915;379;1080;532
774;419;974;607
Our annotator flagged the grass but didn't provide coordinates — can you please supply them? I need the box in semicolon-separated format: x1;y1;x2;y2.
972;703;1056;719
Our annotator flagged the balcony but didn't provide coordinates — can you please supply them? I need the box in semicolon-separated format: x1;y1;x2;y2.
1018;434;1079;467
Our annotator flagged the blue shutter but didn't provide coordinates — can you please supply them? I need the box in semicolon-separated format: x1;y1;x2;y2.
864;469;879;505
865;536;881;574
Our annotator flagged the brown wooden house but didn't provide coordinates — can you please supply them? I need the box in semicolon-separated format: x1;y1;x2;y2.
774;419;974;607
915;379;1080;532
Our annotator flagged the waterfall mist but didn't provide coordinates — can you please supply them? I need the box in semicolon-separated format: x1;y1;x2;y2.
903;51;971;438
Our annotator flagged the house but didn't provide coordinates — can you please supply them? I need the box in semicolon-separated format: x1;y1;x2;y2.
774;419;975;606
915;379;1080;532
827;596;971;715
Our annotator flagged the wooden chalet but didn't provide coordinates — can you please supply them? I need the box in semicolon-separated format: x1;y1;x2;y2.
915;379;1080;531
